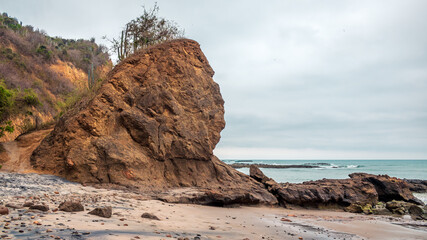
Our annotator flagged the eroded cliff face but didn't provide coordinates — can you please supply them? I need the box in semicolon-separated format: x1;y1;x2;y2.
30;39;276;205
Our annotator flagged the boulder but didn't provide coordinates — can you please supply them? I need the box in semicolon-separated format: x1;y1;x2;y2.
88;206;112;218
408;205;426;220
346;203;375;214
372;202;392;215
30;39;276;206
349;173;423;205
404;179;427;193
58;201;84;212
385;200;413;215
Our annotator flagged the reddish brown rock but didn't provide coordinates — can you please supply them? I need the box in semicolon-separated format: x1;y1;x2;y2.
141;212;160;220
30;39;276;205
275;178;378;209
403;179;427;193
58;201;84;212
23;202;34;207
29;204;49;212
88;206;112;218
0;206;9;215
349;173;423;205
250;165;271;184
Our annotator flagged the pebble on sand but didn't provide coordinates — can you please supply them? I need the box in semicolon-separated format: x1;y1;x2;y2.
0;206;9;215
29;205;49;212
141;212;160;220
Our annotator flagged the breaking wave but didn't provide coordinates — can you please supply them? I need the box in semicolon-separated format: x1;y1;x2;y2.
303;163;361;169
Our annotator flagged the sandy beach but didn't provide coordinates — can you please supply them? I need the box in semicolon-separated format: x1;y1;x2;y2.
1;172;426;240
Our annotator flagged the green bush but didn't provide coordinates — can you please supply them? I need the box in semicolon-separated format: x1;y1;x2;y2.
0;120;14;137
36;45;52;60
23;89;40;106
0;80;14;118
0;15;22;31
0;48;27;69
0;47;16;60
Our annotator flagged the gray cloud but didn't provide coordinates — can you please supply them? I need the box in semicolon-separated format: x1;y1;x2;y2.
1;0;426;159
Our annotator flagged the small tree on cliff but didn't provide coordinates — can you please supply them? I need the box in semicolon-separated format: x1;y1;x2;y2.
105;3;184;62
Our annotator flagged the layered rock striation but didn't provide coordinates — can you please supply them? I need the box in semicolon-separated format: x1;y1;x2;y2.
30;39;276;205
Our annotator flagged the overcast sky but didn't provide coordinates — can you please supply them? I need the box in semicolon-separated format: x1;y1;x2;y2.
2;0;426;159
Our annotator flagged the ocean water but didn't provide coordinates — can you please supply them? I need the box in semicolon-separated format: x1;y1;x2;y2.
223;159;427;183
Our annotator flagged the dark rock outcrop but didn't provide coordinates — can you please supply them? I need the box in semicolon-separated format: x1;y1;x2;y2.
250;166;377;208
278;178;377;209
250;166;423;212
30;39;276;205
349;173;423;205
404;179;427;193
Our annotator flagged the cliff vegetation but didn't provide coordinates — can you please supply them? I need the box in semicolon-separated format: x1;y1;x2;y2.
0;13;112;141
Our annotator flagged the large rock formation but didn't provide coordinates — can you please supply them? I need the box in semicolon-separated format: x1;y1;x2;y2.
30;39;276;205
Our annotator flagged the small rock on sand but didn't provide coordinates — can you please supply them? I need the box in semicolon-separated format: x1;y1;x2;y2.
59;201;84;212
141;212;160;220
29;205;49;212
23;202;34;207
5;203;22;209
0;206;9;215
88;206;112;218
